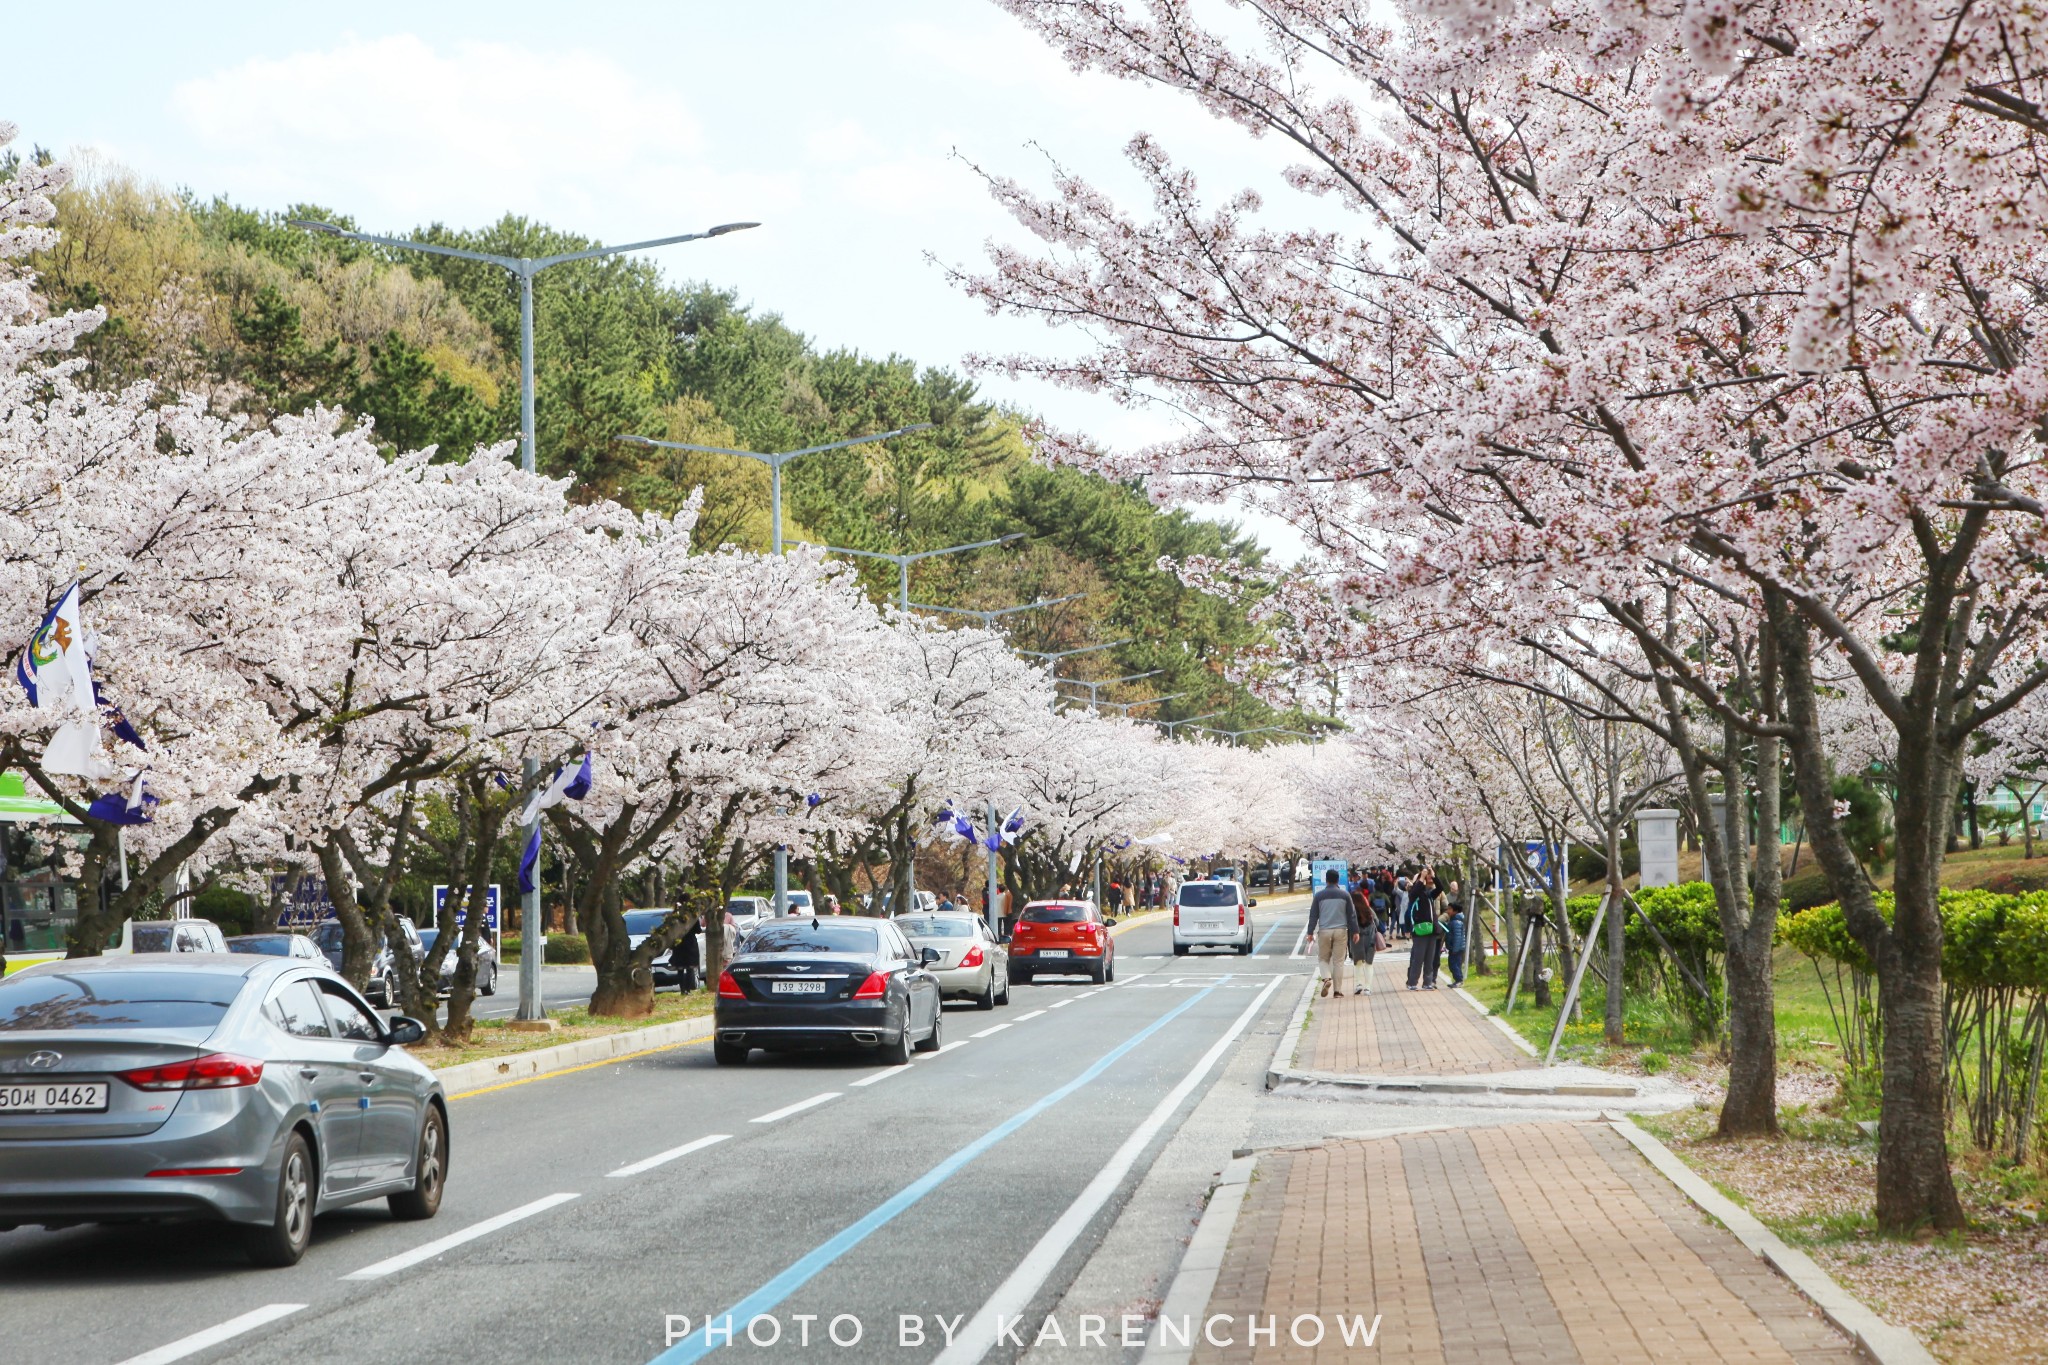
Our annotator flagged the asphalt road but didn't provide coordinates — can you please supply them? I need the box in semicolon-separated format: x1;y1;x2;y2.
0;895;1312;1365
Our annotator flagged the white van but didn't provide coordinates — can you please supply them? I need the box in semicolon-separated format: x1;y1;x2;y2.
1172;880;1255;956
107;918;230;955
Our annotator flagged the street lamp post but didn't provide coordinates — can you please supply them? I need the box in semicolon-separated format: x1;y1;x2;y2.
292;215;756;1023
1161;710;1227;738
798;534;1023;612
908;593;1087;630
1097;691;1194;716
614;424;935;918
1055;670;1164;711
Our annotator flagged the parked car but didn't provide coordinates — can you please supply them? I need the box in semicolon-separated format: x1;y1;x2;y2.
873;889;940;916
1173;879;1256;956
726;896;772;931
893;911;1009;1009
0;954;446;1266
107;919;229;955
1008;900;1115;983
713;917;943;1066
414;929;500;997
225;934;324;962
781;890;815;915
308;917;426;1008
623;908;693;990
1249;864;1273;888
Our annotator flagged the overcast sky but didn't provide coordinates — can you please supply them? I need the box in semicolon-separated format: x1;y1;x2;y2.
11;1;1316;558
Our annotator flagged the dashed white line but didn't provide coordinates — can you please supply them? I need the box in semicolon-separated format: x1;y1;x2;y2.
342;1193;580;1280
969;1022;1013;1039
1013;1009;1046;1022
750;1092;842;1124
1048;999;1075;1009
116;1304;307;1365
852;1064;911;1087
915;1039;971;1059
607;1133;731;1177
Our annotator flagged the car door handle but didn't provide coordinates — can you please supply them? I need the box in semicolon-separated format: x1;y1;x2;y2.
298;1068;319;1081
358;1071;377;1083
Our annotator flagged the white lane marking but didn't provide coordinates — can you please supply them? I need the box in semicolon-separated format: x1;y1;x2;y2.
1013;1009;1047;1022
852;1064;912;1087
116;1304;306;1365
1048;999;1075;1009
914;1038;971;1059
933;973;1292;1365
750;1092;842;1124
342;1193;579;1280
1075;989;1104;999
969;1021;1013;1038
607;1133;731;1178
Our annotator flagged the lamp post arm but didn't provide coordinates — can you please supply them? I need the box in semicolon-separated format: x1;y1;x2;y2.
534;223;759;269
287;222;523;270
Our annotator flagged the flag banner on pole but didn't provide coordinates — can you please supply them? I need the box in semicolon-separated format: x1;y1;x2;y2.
1001;807;1025;844
518;751;593;825
85;770;154;826
18;582;115;779
517;822;543;895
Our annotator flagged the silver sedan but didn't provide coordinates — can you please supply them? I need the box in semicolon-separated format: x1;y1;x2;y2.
0;954;447;1267
893;912;1010;1009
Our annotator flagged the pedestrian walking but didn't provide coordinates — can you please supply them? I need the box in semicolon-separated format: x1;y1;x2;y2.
668;912;702;993
1406;869;1443;989
1347;876;1385;994
1444;899;1469;986
1306;869;1359;998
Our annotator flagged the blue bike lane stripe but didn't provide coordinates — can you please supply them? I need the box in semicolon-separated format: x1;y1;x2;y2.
650;985;1217;1364
1252;914;1291;954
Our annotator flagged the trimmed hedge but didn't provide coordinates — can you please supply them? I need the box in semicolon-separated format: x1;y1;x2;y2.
499;932;592;964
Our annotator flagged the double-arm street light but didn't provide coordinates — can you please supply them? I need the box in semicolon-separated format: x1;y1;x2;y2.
1056;670;1164;711
910;592;1087;630
1017;640;1129;667
1161;710;1228;738
614;424;933;554
292;215;757;1023
1097;691;1195;716
798;534;1023;612
612;422;934;920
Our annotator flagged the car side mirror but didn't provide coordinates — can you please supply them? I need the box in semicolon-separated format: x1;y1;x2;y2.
920;946;942;965
1249;898;1259;908
386;1016;427;1046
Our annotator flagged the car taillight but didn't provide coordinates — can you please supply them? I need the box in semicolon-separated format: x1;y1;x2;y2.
717;969;744;999
1239;903;1247;926
1173;904;1181;926
853;971;889;999
960;944;985;968
118;1053;264;1091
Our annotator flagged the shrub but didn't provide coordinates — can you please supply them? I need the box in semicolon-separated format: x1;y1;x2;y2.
500;932;591;963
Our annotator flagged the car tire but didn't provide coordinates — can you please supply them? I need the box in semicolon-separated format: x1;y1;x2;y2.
976;975;997;1010
914;1007;943;1053
479;964;497;996
713;1040;748;1066
388;1104;448;1222
1172;943;1189;957
244;1132;315;1267
1239;939;1254;956
877;1026;912;1066
1008;967;1030;986
1104;956;1116;983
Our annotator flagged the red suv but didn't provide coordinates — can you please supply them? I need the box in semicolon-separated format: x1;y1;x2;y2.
1007;900;1115;984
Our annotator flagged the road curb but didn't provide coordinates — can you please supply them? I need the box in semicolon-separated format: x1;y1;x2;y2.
1608;1116;1938;1365
1140;1153;1258;1365
437;1014;716;1096
1276;1068;1641;1098
1263;971;1318;1087
1454;984;1542;1057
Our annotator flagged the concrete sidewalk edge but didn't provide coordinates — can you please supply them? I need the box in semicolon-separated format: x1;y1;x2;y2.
1140;1153;1259;1365
438;1014;716;1095
1274;1067;1640;1098
1264;971;1319;1088
1608;1116;1938;1365
1453;983;1542;1057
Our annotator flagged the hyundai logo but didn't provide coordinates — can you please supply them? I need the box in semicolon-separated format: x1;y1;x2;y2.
786;964;809;971
25;1051;62;1070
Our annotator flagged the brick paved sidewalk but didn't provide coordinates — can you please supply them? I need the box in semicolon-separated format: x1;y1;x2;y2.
1183;1122;1858;1365
1296;963;1531;1077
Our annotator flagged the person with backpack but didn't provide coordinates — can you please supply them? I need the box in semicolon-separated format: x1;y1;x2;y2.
1347;875;1388;994
1406;869;1443;989
1305;869;1360;999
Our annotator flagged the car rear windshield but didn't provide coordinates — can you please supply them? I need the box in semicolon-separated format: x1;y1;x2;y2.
1178;883;1241;907
227;937;293;956
1022;903;1087;923
896;916;973;938
312;922;344;951
622;911;670;936
744;923;879;955
0;972;244;1032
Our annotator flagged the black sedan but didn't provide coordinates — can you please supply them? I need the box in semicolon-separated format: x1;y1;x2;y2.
713;918;943;1067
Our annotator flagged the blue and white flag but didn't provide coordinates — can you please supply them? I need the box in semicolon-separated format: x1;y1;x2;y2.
516;822;543;895
18;582;115;779
85;769;155;826
518;751;593;825
1002;807;1026;843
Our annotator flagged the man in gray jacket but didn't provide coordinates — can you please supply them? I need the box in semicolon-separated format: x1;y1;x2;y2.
1305;869;1360;998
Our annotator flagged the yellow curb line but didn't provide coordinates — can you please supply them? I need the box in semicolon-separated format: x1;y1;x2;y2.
448;1035;711;1100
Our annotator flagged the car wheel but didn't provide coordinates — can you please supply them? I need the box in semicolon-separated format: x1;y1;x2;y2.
997;973;1011;1006
1104;956;1116;983
244;1132;315;1267
1239;938;1254;956
1172;943;1189;957
713;1040;748;1066
388;1104;448;1222
976;974;997;1010
915;1006;943;1053
877;1026;912;1066
479;964;497;996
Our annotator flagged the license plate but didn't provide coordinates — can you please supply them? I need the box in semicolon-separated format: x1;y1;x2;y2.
770;980;827;994
1038;949;1069;958
0;1081;108;1113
